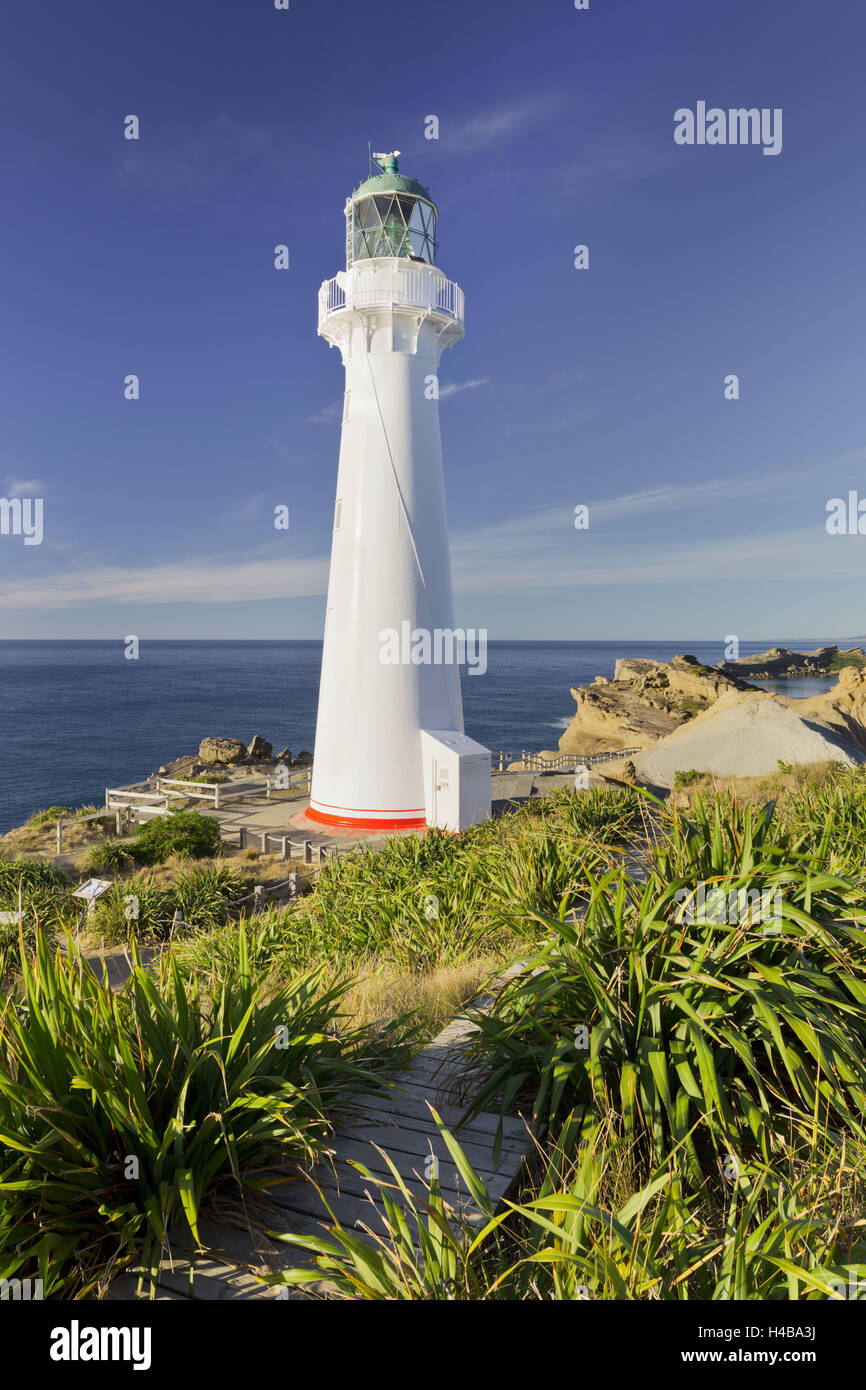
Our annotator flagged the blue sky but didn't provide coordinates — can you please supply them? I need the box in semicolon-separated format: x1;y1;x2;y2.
1;0;864;641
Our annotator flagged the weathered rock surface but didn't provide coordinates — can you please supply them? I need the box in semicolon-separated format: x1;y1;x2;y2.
158;754;202;778
274;747;292;763
247;735;273;760
292;751;313;767
635;689;864;788
795;663;866;753
558;655;754;755
717;644;866;680
198;737;247;765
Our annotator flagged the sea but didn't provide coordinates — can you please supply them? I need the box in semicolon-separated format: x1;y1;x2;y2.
0;638;844;834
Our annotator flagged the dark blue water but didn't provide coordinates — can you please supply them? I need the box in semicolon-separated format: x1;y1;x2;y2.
0;639;842;833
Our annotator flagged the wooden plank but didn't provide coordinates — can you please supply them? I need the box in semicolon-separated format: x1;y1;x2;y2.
343;1107;530;1160
151;1265;280;1301
310;1141;523;1207
347;1087;528;1144
268;1160;492;1222
331;1122;520;1177
104;964;533;1301
101;1275;191;1302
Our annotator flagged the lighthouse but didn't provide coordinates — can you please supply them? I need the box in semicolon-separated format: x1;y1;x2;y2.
306;153;491;832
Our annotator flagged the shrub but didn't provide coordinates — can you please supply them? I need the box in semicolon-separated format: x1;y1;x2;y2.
79;838;137;875
25;805;71;826
131;809;222;864
673;769;706;789
0;929;399;1298
467;798;866;1174
88;865;254;943
0;859;76;945
543;785;644;837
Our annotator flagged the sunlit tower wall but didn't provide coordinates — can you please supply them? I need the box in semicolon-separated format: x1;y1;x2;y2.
307;154;491;831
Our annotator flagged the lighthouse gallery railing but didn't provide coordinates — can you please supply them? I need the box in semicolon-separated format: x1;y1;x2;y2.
319;266;464;327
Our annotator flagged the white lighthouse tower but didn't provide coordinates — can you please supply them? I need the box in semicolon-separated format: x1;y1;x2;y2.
307;153;491;832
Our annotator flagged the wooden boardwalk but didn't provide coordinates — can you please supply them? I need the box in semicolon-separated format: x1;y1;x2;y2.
104;971;530;1301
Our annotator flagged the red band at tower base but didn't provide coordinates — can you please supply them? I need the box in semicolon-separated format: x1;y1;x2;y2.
305;804;427;831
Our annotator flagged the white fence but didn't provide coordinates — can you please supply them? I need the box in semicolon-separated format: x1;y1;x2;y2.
238;825;339;865
97;766;313;835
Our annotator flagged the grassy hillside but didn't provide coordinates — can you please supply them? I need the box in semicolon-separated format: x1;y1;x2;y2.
2;772;866;1300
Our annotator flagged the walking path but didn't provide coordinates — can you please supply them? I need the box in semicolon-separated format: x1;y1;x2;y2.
104;968;530;1301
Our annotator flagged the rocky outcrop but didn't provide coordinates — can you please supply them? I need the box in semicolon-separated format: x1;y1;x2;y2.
247;735;273;760
558;655;754;755
634;688;864;788
158;754;203;778
793;663;866;753
717;645;866;680
553;653;866;787
292;750;313;767
198;737;247;765
274;747;292;763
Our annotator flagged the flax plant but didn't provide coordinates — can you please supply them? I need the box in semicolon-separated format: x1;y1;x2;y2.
0;927;397;1297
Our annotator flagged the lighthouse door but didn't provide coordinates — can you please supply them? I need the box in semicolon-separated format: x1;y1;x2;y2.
431;759;450;824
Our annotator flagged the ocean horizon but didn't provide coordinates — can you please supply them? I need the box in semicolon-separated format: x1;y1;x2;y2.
0;637;846;834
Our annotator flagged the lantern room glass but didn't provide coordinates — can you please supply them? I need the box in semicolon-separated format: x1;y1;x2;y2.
348;193;438;266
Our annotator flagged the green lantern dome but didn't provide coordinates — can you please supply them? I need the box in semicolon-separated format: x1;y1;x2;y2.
346;153;439;268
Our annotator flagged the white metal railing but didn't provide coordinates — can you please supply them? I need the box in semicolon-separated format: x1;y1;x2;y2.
318;265;464;328
495;748;643;773
322;276;347;315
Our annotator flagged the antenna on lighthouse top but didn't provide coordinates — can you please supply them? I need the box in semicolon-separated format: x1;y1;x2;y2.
372;150;401;175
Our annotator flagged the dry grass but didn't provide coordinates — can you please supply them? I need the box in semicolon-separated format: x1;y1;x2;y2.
1;815;111;860
668;759;845;811
71;845;308;882
335;954;504;1035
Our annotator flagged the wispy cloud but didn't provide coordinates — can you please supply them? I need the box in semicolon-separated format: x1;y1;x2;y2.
3;476;45;497
450;466;861;592
446;96;564;153
545;130;679;190
305;401;342;424
588;471;812;522
5;464;854;613
0;554;329;613
439;377;489;399
450;505;854;594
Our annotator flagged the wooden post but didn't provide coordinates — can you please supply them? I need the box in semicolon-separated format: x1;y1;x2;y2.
214;783;220;809
239;827;245;850
253;884;265;912
266;776;271;800
115;809;122;835
56;821;63;855
104;788;110;810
